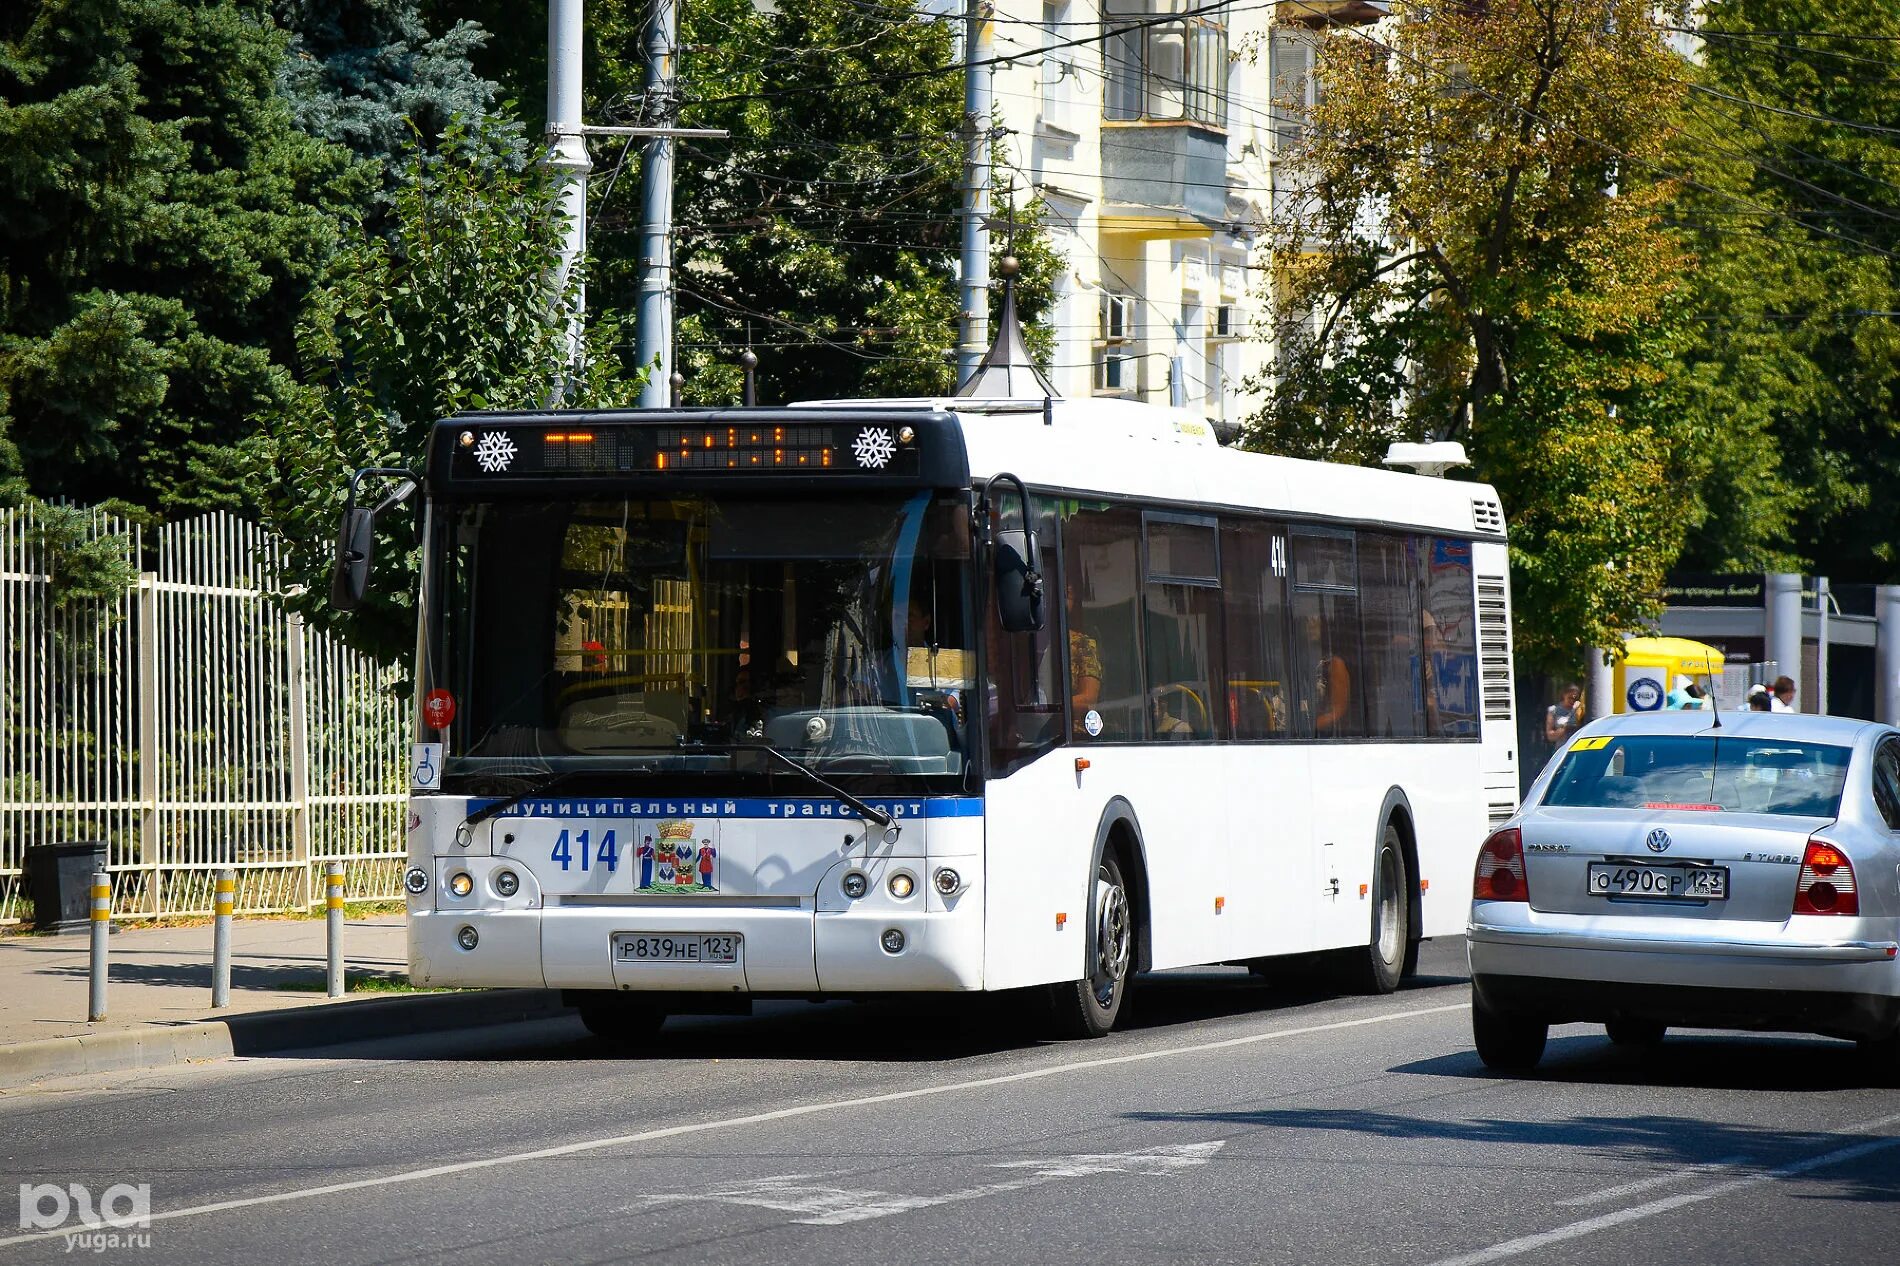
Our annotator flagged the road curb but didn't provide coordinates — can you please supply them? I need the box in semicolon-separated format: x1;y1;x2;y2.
0;989;573;1089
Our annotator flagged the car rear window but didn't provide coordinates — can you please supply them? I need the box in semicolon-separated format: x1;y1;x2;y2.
1542;734;1851;817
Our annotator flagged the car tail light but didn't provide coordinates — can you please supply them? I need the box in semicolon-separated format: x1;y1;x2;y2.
1473;827;1528;903
1793;838;1858;916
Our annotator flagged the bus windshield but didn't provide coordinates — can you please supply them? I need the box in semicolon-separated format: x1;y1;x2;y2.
428;491;975;790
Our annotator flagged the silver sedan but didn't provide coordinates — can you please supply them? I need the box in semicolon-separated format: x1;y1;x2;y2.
1467;710;1900;1076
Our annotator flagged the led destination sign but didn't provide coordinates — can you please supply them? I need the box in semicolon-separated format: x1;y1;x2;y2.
451;420;922;478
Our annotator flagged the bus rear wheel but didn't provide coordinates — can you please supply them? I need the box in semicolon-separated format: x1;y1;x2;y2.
1335;823;1411;995
576;994;668;1048
1047;853;1134;1039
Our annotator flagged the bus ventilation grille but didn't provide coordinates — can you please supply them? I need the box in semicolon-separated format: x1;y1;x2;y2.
1477;577;1513;721
1471;497;1505;535
1487;797;1518;828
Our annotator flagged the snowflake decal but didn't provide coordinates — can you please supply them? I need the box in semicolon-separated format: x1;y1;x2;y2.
472;431;517;473
852;426;897;469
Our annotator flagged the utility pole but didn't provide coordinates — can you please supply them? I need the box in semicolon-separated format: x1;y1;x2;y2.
956;0;993;388
547;0;592;389
635;0;681;407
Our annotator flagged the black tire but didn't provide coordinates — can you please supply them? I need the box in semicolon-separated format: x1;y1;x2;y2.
1338;823;1411;995
1606;1019;1667;1049
1472;990;1548;1072
576;994;668;1048
1047;852;1135;1039
1857;1030;1900;1088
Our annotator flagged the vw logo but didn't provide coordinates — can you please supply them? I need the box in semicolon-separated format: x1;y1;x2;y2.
1645;827;1672;854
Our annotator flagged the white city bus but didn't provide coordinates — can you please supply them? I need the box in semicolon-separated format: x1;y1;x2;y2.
340;395;1516;1039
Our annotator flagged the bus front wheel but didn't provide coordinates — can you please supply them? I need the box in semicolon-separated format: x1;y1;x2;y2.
1047;853;1134;1039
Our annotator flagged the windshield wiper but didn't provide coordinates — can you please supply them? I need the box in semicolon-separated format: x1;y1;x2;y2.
678;740;897;833
458;768;592;834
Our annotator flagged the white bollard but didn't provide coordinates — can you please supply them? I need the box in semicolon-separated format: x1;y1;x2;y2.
87;871;110;1022
325;862;345;997
211;868;234;1009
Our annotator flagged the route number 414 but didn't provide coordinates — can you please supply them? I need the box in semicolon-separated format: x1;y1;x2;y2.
550;829;620;872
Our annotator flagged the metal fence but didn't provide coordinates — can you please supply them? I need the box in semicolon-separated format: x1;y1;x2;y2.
1;506;406;924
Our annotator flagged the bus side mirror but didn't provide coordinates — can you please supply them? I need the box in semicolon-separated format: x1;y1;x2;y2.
329;468;419;613
994;528;1045;633
330;506;376;611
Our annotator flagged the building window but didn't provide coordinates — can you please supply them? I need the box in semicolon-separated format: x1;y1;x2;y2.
1040;0;1080;134
1268;27;1319;154
1104;2;1228;127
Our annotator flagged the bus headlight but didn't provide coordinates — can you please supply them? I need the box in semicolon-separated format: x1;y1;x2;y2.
933;867;963;896
842;871;869;900
888;872;915;899
493;869;519;898
447;871;474;899
456;925;479;951
403;867;430;895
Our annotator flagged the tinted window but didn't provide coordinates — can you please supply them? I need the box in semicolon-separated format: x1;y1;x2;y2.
1873;740;1900;830
1143;515;1220;740
1289;528;1363;738
1063;503;1145;740
1544;735;1851;817
1220;520;1290;739
1359;533;1424;738
1421;537;1479;737
987;498;1062;774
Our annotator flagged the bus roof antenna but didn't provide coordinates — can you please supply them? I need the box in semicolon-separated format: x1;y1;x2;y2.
956;255;1057;401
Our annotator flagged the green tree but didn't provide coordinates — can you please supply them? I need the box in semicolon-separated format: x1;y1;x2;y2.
275;0;519;202
0;0;363;514
255;121;642;663
1250;0;1710;669
429;0;1057;404
1667;0;1900;579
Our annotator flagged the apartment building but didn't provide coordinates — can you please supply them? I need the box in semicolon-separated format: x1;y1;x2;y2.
984;0;1384;424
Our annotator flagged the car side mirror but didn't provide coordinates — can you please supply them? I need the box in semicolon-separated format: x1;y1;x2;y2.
994;527;1045;633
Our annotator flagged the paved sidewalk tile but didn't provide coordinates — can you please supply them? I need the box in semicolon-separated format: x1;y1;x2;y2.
0;915;407;1046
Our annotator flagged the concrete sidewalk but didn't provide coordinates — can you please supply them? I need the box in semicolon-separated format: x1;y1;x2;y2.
0;915;568;1086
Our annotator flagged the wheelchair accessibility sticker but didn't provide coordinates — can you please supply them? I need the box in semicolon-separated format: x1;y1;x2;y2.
411;742;443;790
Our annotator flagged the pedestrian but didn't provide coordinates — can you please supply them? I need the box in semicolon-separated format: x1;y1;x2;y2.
1772;675;1797;713
1747;684;1773;712
1544;683;1583;747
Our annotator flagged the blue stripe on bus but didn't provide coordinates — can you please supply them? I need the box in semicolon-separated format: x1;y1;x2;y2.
465;796;985;821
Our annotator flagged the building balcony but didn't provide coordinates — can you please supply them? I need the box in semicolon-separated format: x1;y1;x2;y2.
1101;121;1229;232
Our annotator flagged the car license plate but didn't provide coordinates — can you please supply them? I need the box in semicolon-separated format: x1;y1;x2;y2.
1587;863;1728;901
614;933;740;964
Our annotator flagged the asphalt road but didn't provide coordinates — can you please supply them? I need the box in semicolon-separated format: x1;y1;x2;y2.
2;937;1897;1265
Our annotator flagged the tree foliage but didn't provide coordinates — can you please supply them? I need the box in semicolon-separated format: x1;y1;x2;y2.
430;0;1059;404
1667;0;1900;578
255;121;642;663
0;0;363;515
1250;0;1709;669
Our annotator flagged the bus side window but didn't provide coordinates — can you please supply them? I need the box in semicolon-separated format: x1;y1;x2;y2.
1289;527;1365;739
986;500;1062;774
1220;520;1290;739
1142;514;1221;741
1061;503;1145;740
1358;532;1424;738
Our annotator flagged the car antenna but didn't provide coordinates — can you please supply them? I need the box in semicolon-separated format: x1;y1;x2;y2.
1704;653;1722;730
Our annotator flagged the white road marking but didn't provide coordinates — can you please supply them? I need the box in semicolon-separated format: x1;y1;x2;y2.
0;1002;1462;1251
1555;1155;1750;1206
641;1141;1226;1227
1426;1112;1900;1266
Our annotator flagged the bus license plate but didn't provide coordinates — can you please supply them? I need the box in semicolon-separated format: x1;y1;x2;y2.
614;933;740;964
1587;863;1728;901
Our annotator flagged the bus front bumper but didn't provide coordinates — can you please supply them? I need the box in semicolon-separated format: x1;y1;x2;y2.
409;898;985;995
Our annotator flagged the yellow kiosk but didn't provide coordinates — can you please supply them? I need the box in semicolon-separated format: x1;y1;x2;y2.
1613;636;1726;713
